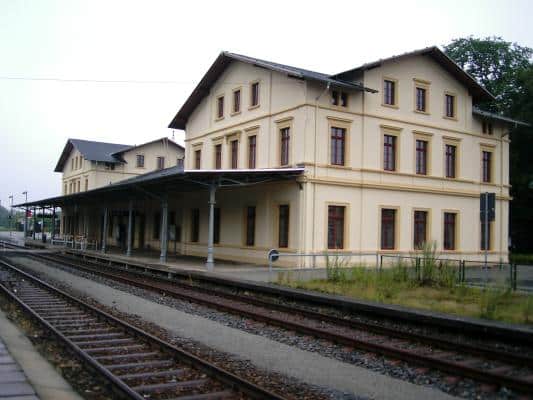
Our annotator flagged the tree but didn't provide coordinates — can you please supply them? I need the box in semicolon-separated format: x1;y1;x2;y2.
444;36;532;112
445;37;533;253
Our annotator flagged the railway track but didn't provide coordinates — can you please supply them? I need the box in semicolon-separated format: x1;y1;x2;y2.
0;257;285;400
16;250;533;395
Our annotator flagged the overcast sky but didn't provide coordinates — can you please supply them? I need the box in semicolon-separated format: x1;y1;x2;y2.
1;0;532;208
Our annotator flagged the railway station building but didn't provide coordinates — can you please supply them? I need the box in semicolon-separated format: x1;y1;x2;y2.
20;47;526;268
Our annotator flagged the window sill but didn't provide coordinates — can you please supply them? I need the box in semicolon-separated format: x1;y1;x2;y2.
381;103;399;109
443;115;458;121
328;164;350;170
414;110;430;115
215;116;225;122
248;104;260;110
230;111;241;116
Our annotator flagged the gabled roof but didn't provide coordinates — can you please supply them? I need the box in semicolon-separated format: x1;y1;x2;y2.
54;139;131;172
332;46;495;103
111;137;184;156
473;107;530;127
168;51;378;130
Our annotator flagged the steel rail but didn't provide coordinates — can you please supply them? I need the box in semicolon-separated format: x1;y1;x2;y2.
26;251;533;394
0;258;286;400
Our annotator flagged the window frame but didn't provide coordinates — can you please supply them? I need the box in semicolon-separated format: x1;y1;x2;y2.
194;149;201;170
380;207;398;250
413;79;430;114
382;77;398;108
383;134;397;171
415;139;428;175
216;95;224;119
278;204;290;248
280;126;291;167
481;148;493;183
232;88;241;115
156;156;165;170
413;209;429;250
244;206;256;247
330;126;346;166
190;208;200;243
250;81;260;108
327;204;346;250
443;211;459;251
230;139;239;169
136;154;145;168
444;92;457;120
248;134;257;169
214;143;222;170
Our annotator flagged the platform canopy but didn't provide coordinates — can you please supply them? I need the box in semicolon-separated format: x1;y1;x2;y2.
14;167;305;208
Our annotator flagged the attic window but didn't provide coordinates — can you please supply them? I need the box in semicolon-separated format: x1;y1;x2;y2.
482;120;493;135
216;96;224;119
331;91;348;107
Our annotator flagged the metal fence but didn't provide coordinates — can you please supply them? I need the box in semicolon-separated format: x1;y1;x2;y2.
268;250;526;291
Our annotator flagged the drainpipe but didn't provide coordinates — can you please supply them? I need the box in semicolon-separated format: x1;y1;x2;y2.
205;184;217;271
126;199;133;257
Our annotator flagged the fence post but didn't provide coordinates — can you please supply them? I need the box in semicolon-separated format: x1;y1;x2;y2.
415;257;420;282
461;260;465;283
379;255;383;270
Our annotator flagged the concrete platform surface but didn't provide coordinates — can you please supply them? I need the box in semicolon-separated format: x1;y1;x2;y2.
0;308;83;400
14;256;458;400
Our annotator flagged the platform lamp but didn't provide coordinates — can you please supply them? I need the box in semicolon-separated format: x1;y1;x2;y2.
22;191;28;239
8;195;13;238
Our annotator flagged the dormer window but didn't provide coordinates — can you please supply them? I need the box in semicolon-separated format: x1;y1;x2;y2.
445;94;456;118
156;156;165;170
331;91;348;107
482;121;493;135
136;154;145;168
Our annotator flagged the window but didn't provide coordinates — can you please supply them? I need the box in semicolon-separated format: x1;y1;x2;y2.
482;151;492;183
482;121;493;135
79;157;83;169
77;180;80;192
415;139;428;175
445;144;456;178
383;134;396;171
381;209;396;250
71;158;74;171
136;154;145;168
383;79;396;106
278;205;290;248
84;179;88;191
64;184;67;194
230;140;238;169
443;212;457;250
413;210;428;249
217;96;224;118
248;135;256;169
250;82;259;107
331;91;348;107
327;205;345;249
245;206;256;246
416;87;427;112
191;208;199;242
481;220;492;250
233;89;241;113
195;149;201;169
177;158;184;169
156;156;165;170
330;127;346;166
153;212;161;240
280;127;290;166
214;208;220;244
445;94;455;118
214;144;222;169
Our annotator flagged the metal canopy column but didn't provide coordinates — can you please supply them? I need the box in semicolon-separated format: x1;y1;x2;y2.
32;207;36;240
159;198;168;263
51;207;56;239
206;184;217;272
102;207;108;253
41;207;45;242
126;200;133;257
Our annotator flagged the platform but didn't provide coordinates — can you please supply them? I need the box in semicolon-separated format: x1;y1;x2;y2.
0;337;39;400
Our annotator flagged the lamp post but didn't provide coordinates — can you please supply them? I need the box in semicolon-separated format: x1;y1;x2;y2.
22;191;28;239
8;195;13;238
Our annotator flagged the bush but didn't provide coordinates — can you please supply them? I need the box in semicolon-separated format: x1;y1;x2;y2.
325;254;350;283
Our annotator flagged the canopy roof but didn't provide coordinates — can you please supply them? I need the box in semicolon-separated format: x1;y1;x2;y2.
16;168;305;208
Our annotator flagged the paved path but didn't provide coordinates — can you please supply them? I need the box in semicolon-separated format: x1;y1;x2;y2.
14;256;458;400
0;308;83;400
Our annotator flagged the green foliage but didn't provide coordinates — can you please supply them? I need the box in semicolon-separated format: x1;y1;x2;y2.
444;36;532;113
445;37;533;253
522;296;533;323
325;254;350;283
509;254;533;265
